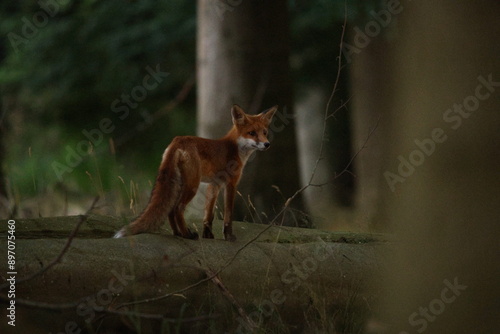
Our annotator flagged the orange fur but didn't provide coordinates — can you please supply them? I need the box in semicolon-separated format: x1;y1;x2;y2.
114;104;277;241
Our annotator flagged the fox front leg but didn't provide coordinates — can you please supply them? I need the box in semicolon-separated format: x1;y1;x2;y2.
223;183;237;241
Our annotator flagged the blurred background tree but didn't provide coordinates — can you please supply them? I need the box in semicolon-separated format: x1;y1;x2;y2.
0;0;383;230
197;0;303;224
0;0;197;217
375;2;500;333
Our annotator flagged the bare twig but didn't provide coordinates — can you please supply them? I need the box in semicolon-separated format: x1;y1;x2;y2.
97;308;218;323
325;96;352;121
310;116;380;187
206;267;256;329
0;295;217;323
114;76;195;148
115;218;281;310
309;2;348;187
147;75;196;124
0;197;99;290
116;272;213;309
0;295;81;310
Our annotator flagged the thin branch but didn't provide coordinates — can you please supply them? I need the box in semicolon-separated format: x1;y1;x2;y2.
325;96;352;121
0;197;99;290
310;116;381;187
147;75;196;124
206;267;256;329
116;217;283;310
116;272;213;309
114;76;195;148
0;295;217;323
0;295;81;310
97;308;218;323
309;2;348;186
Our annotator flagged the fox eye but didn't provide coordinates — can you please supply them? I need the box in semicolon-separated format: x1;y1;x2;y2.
263;130;267;136
248;131;257;136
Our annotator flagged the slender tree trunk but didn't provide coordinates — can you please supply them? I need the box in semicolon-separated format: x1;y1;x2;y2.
349;37;394;230
295;86;336;227
196;0;302;223
294;19;354;230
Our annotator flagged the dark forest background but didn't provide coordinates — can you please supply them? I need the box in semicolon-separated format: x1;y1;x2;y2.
1;1;499;333
0;0;381;229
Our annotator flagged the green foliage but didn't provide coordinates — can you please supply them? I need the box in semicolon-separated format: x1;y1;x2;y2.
1;1;195;121
0;0;379;213
0;0;196;206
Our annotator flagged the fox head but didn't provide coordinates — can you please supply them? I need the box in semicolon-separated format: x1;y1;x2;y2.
231;104;277;151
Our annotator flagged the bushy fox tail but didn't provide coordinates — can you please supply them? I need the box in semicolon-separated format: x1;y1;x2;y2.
114;148;182;238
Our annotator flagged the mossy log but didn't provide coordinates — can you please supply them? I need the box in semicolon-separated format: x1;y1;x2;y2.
0;215;388;333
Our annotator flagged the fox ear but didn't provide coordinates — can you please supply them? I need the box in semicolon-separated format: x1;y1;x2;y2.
261;105;277;124
231;104;247;125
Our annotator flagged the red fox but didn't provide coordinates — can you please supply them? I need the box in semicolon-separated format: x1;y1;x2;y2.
114;104;277;241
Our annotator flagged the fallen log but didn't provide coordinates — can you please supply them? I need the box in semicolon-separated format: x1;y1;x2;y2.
0;215;387;333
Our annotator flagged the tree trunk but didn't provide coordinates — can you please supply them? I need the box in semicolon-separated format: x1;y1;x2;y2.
375;1;500;333
294;18;354;230
295;87;336;228
196;0;303;224
0;215;386;333
349;37;395;230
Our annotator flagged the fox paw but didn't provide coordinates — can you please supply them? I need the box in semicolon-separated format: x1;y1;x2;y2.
186;229;199;240
224;233;237;242
202;227;215;239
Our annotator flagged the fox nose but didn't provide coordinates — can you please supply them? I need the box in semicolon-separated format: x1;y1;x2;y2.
264;142;270;149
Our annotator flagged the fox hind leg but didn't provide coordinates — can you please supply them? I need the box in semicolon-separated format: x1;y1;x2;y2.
175;186;199;239
202;183;220;239
168;211;181;237
175;159;200;240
